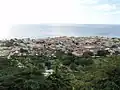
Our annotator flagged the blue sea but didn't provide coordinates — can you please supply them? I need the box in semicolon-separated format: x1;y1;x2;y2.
10;24;120;39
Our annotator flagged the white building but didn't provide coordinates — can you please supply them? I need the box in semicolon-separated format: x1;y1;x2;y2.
43;69;54;76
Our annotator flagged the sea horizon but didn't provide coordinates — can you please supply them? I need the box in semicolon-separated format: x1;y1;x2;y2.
2;24;120;40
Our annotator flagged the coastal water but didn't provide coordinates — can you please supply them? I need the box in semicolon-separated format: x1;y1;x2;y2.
10;24;120;39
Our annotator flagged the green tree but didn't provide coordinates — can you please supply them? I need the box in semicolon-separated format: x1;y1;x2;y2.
45;60;75;90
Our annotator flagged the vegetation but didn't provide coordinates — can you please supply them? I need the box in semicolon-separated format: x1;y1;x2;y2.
97;50;110;56
0;51;120;90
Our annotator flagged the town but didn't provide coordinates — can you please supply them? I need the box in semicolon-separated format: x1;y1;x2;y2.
0;36;120;58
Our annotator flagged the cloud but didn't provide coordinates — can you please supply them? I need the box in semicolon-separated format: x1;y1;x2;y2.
108;11;120;14
0;0;114;25
79;0;99;5
0;0;120;27
94;4;117;11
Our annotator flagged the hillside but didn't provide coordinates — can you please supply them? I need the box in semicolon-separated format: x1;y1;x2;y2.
0;36;120;90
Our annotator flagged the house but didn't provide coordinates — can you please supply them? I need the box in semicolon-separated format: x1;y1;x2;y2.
43;69;54;76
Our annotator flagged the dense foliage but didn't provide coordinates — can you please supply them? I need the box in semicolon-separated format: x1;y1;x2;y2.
0;51;120;90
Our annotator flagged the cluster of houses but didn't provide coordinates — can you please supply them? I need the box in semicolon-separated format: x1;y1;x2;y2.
0;36;120;58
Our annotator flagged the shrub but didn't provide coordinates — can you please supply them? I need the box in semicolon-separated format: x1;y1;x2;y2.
97;50;110;56
83;51;94;58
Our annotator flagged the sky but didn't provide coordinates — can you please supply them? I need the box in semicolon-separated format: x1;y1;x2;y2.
0;0;120;38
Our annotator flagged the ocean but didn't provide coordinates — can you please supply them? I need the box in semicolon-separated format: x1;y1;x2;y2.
10;24;120;39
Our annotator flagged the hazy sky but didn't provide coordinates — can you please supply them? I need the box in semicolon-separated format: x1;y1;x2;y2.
0;0;120;38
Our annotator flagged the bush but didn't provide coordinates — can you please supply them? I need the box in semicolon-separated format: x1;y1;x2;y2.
70;63;77;70
97;50;110;56
114;51;120;55
20;48;28;53
111;45;118;48
75;58;93;66
83;51;94;58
